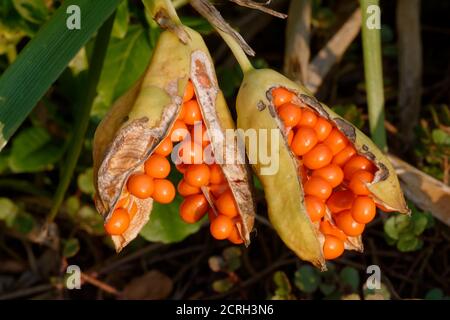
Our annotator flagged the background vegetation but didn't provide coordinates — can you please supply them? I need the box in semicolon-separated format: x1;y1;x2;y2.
0;0;449;299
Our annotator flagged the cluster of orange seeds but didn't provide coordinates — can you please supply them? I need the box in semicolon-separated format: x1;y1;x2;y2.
104;81;243;244
272;87;386;260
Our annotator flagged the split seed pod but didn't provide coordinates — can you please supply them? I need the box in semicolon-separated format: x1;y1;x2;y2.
93;23;255;251
236;68;409;269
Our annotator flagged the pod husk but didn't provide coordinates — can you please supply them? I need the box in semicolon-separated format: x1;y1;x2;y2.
93;27;255;251
236;68;409;269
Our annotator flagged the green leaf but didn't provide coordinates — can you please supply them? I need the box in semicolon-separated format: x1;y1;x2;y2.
425;288;444;300
0;197;19;222
180;16;213;34
0;152;9;173
0;0;122;150
340;267;360;291
294;265;320;293
77;168;95;195
75;205;104;236
63;238;80;258
112;0;129;39
212;278;234;293
383;215;410;240
397;234;422;252
431;129;450;146
49;13;116;222
411;211;428;236
222;247;241;272
65;196;80;216
92;25;151;117
319;283;336;296
8;126;64;173
139;195;203;244
332;104;365;129
12;211;35;234
12;0;48;24
273;271;292;297
363;282;391;300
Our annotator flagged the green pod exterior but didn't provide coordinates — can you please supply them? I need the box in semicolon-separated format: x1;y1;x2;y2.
236;68;409;269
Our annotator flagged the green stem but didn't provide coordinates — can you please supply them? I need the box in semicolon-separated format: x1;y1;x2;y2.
47;13;115;222
215;28;254;74
172;0;189;9
360;0;387;151
142;0;182;24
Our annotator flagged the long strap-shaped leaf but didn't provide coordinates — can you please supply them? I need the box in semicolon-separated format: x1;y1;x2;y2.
0;0;122;151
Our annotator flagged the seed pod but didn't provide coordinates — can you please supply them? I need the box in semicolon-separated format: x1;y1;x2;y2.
189;0;408;269
236;68;409;269
93;24;255;251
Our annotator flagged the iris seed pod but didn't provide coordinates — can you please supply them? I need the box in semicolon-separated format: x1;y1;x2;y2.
93;7;255;251
199;18;410;269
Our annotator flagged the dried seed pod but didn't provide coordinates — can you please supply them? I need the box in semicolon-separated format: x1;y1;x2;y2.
93;22;255;251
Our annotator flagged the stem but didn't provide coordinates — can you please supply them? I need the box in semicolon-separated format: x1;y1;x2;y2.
360;0;387;151
216;28;254;74
47;13;115;222
172;0;189;9
142;0;182;24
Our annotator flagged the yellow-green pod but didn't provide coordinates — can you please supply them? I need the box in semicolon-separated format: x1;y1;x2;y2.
93;10;255;251
207;22;409;268
236;68;408;269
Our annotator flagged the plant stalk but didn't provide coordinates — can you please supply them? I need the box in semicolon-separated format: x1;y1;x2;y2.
360;0;387;151
48;13;116;222
215;28;254;74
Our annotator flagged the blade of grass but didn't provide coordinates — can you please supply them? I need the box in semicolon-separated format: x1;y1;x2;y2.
0;0;122;151
360;0;387;151
47;13;116;222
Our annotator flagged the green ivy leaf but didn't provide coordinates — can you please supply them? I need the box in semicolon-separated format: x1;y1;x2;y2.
140;195;203;244
294;265;320;293
340;267;360;292
77;168;94;195
12;0;48;24
397;234;422;252
8;126;64;173
92;25;151;117
63;238;80;258
112;0;129;39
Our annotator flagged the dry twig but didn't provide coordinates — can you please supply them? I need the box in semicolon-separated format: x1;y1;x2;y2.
284;0;311;84
306;8;362;93
190;0;255;56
